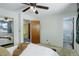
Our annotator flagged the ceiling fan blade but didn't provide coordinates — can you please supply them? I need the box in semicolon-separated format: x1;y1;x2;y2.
36;5;49;10
22;3;36;6
23;7;30;12
35;10;39;14
30;3;36;6
22;3;30;5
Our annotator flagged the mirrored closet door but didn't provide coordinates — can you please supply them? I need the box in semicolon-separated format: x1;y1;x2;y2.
0;17;14;48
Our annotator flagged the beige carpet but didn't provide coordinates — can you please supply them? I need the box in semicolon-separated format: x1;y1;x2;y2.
39;44;79;56
55;47;79;56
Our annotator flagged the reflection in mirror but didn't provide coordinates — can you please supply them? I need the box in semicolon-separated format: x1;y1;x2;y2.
0;17;14;48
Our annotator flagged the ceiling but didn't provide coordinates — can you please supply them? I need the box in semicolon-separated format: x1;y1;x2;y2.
0;3;77;17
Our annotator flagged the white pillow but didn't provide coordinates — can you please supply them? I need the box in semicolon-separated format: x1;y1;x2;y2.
0;47;11;56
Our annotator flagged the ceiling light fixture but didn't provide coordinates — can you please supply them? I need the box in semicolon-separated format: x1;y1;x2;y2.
30;6;36;12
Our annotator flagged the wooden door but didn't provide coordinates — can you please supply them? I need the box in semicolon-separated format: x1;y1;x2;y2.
31;20;40;44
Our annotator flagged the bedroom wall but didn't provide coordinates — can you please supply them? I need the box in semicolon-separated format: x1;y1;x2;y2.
40;12;77;48
35;4;78;49
38;14;63;47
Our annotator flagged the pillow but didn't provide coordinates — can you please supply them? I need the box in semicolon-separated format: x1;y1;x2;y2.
0;47;11;56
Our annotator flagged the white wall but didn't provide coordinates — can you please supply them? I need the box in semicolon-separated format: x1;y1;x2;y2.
37;14;63;47
36;8;77;48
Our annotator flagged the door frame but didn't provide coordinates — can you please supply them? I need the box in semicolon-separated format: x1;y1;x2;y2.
23;19;30;42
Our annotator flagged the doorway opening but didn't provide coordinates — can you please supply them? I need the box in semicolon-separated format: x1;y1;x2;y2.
23;20;30;42
63;17;74;50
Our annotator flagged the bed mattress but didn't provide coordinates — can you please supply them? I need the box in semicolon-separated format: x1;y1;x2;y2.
7;43;59;56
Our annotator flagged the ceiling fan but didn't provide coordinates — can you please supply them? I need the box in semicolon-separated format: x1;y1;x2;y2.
22;3;49;14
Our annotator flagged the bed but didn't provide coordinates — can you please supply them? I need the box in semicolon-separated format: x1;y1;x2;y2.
7;43;59;56
0;37;13;46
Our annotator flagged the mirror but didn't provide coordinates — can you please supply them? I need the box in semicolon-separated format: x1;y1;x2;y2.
0;17;14;48
76;14;79;44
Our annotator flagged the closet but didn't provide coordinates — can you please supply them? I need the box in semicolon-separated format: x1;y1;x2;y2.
23;20;40;44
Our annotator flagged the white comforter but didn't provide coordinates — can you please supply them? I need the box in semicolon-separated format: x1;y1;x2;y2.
7;43;59;56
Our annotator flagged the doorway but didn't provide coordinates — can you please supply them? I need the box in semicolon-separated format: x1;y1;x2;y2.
23;20;40;43
23;20;30;42
63;17;74;50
